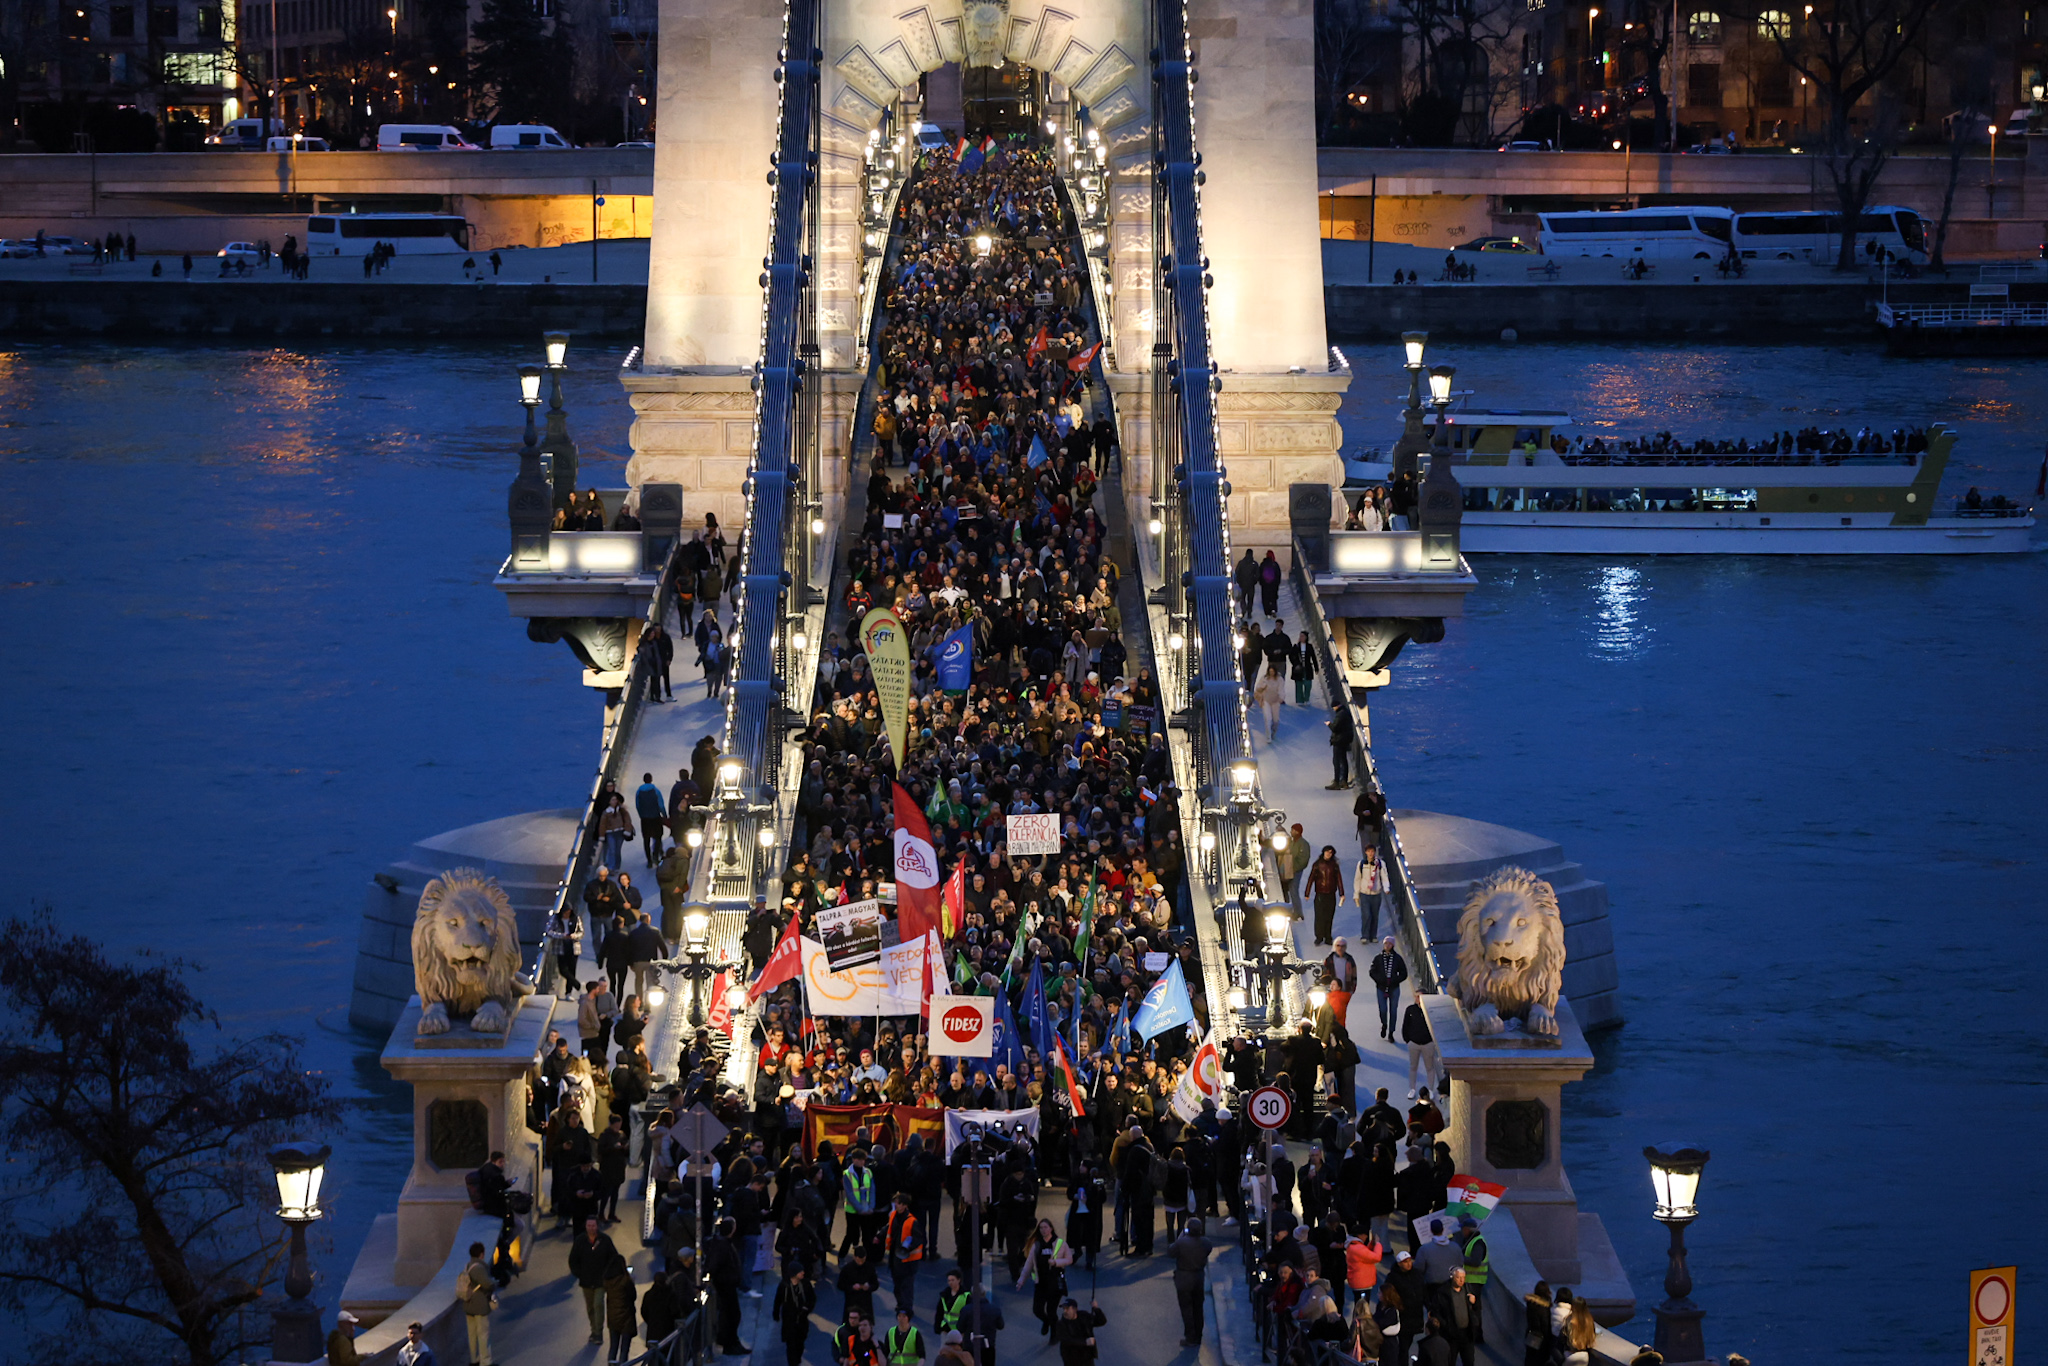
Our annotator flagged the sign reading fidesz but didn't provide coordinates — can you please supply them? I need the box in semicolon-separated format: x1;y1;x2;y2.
927;996;994;1056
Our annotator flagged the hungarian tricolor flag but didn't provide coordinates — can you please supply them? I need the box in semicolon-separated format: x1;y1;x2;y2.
1444;1175;1507;1224
892;782;943;943
954;136;970;159
980;135;997;154
1053;1035;1089;1118
1066;340;1103;373
940;862;967;939
1025;326;1049;365
747;912;803;1000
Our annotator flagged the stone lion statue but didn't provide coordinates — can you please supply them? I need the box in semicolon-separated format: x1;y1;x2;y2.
411;868;533;1035
1451;866;1565;1037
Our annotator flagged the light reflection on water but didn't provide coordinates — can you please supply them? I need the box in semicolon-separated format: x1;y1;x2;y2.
1593;565;1648;659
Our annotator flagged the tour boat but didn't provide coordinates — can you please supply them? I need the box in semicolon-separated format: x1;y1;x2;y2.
1347;413;2035;555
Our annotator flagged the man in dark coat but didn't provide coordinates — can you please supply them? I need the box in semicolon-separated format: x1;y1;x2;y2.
704;1217;749;1355
1233;548;1259;615
1381;1249;1427;1366
1368;937;1410;1041
1168;1218;1212;1347
567;1215;621;1344
1428;1266;1484;1366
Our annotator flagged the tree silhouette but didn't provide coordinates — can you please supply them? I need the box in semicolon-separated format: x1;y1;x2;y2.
0;912;339;1366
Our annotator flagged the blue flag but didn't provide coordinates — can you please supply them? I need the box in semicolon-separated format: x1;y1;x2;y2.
938;625;974;694
960;146;985;175
1026;435;1049;469
1132;959;1196;1040
992;983;1026;1071
1108;998;1132;1055
1023;957;1055;1060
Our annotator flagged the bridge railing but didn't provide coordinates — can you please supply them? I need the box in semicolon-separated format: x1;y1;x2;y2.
529;542;684;994
1288;538;1448;994
713;0;822;910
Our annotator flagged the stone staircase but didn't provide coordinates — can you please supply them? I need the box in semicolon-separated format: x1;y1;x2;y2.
1392;808;1623;1031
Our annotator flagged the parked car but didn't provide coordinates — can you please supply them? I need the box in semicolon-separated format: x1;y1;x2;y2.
38;236;91;255
617;140;656;148
1455;235;1538;253
1499;139;1550;151
266;135;331;151
217;242;263;264
0;239;39;258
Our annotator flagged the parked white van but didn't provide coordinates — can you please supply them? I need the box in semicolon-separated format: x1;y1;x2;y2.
376;124;479;151
209;118;284;149
267;135;331;152
489;124;571;150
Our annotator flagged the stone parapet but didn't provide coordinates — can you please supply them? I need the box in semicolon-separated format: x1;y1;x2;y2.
622;370;759;528
1215;372;1350;552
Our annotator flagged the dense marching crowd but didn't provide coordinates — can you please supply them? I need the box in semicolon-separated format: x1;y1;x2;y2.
416;138;1648;1366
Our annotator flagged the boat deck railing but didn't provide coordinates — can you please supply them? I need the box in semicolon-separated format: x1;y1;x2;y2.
1878;301;2048;329
1951;503;2035;519
1561;449;1921;468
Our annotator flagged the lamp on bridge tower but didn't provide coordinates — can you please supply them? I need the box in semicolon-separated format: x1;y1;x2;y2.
1645;1142;1712;1364
1391;332;1432;478
540;331;579;510
507;366;552;573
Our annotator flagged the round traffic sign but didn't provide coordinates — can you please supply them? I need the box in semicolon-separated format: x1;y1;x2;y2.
1248;1085;1292;1131
1975;1273;2012;1326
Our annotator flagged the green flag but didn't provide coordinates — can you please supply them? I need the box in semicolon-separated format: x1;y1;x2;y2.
1072;868;1098;973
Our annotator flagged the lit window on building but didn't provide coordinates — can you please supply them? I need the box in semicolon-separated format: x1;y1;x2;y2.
1756;9;1792;39
1686;10;1720;42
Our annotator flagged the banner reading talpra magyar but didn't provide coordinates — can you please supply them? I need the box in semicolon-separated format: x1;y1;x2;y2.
861;607;913;770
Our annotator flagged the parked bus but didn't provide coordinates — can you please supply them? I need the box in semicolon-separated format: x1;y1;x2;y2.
1729;206;1926;262
304;213;471;256
1536;206;1734;259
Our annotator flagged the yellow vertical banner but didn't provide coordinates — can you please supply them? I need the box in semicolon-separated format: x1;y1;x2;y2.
1970;1267;2015;1366
861;606;913;772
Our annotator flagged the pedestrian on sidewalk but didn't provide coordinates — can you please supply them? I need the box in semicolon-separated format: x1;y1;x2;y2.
603;1253;639;1363
459;1240;496;1366
1255;664;1287;741
1235;548;1259;615
1308;845;1345;945
1291;630;1317;704
1258;551;1283;617
772;1263;818;1366
1276;823;1310;920
1355;847;1387;941
635;772;667;867
1324;937;1359;1022
568;1216;620;1344
1169;1217;1212;1347
1326;705;1354;789
1401;993;1441;1100
1051;1297;1107;1366
599;793;634;876
1369;937;1409;1041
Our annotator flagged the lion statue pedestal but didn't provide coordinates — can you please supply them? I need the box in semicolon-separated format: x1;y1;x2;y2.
410;868;536;1042
1412;867;1633;1322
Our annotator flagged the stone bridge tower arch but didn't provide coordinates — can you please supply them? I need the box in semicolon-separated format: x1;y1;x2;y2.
629;0;1343;552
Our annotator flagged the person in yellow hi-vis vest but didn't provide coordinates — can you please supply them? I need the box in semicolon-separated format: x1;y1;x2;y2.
884;1306;929;1366
1015;1217;1074;1336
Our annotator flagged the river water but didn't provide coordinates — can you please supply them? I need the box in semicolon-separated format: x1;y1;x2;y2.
1;339;2042;1362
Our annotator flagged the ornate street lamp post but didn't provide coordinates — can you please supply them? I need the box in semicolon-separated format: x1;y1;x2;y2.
508;367;551;572
267;1141;331;1363
1645;1142;1712;1364
1390;332;1431;478
541;331;580;510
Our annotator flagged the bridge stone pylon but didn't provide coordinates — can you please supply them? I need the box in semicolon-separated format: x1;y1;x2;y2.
624;0;1346;552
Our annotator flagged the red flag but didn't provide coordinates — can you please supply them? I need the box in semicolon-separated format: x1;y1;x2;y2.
919;929;941;1021
1026;326;1049;365
940;862;967;940
892;782;943;943
1053;1035;1089;1117
707;971;734;1038
1066;340;1103;373
748;912;803;1001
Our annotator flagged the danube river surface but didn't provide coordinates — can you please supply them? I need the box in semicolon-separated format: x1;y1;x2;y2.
2;339;2043;1361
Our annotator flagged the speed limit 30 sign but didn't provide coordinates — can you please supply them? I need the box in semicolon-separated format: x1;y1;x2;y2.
1247;1085;1292;1131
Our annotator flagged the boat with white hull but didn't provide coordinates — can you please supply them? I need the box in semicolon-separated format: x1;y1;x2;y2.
1351;420;2034;555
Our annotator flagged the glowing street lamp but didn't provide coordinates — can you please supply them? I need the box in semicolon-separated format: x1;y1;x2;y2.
1644;1142;1712;1363
267;1141;331;1362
